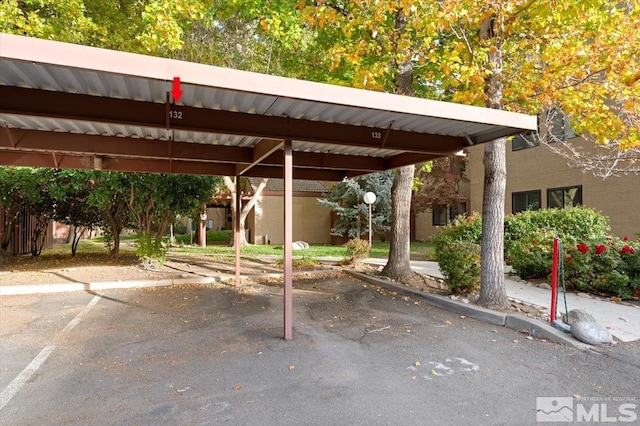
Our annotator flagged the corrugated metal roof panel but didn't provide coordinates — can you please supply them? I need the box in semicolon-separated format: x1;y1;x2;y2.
0;34;538;179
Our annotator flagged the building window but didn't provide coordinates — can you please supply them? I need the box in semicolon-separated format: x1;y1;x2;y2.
449;202;467;221
547;186;582;209
512;190;541;214
512;133;540;151
512;114;541;151
432;203;467;226
546;107;576;142
433;204;447;226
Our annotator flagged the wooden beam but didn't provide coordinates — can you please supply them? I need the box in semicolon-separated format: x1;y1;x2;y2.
0;86;466;154
0;128;390;173
236;139;283;175
0;150;350;180
386;153;441;170
0;128;253;163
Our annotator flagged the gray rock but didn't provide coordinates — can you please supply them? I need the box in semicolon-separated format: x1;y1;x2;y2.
537;283;552;290
576;292;593;299
571;321;613;346
567;309;597;325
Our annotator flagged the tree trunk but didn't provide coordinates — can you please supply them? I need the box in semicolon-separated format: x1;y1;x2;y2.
382;165;415;281
71;226;85;256
1;226;13;252
477;13;509;309
1;209;19;251
30;215;50;257
224;176;268;247
105;210;121;257
477;139;509;308
381;7;415;282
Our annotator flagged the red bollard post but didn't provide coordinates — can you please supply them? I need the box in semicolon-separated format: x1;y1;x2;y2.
550;237;559;322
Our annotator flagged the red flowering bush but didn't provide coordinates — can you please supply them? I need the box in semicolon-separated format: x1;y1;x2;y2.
621;245;635;255
594;244;607;255
434;206;639;298
577;243;590;254
565;238;640;298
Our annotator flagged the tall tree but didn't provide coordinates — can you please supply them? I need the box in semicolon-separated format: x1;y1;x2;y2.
295;2;435;281
298;0;639;305
0;167;34;252
0;0;205;55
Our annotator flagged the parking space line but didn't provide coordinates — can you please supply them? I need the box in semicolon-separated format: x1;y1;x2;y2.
0;294;102;411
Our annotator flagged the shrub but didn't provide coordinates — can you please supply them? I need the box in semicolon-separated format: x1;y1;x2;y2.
565;238;640;299
135;233;168;268
505;207;612;281
431;214;482;246
431;214;481;294
344;238;369;265
435;241;481;294
505;206;610;256
508;230;555;280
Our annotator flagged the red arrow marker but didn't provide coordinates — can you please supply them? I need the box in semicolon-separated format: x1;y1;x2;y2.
171;77;183;103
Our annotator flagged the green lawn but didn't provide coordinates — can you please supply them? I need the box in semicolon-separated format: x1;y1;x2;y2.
170;239;435;261
12;235;434;267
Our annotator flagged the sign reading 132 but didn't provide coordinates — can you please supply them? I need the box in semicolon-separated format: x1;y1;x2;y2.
169;110;183;119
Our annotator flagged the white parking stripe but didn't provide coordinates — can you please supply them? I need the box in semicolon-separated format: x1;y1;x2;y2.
0;294;102;411
61;294;102;334
0;345;56;411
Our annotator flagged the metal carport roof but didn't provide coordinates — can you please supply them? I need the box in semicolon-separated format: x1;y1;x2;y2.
0;33;537;339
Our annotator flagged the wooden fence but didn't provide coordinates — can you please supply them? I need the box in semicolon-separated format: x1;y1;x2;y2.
0;207;53;255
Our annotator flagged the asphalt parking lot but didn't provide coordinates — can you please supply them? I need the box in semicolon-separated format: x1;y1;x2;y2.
1;275;639;425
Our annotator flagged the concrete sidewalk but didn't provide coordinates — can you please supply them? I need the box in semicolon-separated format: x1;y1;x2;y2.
365;258;640;343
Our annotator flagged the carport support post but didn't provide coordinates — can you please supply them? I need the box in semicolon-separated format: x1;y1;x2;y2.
235;176;241;287
284;140;293;340
198;203;206;247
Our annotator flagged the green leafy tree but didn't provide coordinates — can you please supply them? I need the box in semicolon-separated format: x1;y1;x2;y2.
0;167;57;256
0;167;34;252
129;173;219;245
23;169;58;257
0;0;205;55
51;170;104;256
85;172;134;257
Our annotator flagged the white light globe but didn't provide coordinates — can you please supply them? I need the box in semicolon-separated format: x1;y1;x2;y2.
363;192;377;205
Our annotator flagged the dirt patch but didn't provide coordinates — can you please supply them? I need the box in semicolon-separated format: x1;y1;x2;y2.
0;252;286;287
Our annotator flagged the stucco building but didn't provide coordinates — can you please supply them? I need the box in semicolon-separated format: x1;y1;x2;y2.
414;134;639;240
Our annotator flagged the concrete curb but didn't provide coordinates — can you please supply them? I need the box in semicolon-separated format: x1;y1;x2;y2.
346;270;591;349
0;268;339;296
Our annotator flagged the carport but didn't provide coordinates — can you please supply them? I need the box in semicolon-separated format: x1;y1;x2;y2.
0;33;536;339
